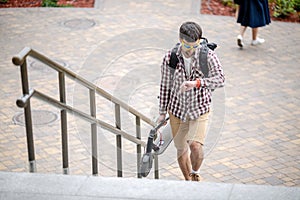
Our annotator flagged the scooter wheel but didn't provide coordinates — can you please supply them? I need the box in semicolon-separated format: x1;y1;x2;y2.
140;153;153;177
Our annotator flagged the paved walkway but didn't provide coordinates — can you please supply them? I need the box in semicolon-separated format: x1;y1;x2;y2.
0;0;299;191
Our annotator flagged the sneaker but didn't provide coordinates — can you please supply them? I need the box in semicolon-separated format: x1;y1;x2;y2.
251;37;265;45
237;35;244;48
189;173;202;182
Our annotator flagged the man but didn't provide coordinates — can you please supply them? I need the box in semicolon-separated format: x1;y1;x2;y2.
158;21;225;181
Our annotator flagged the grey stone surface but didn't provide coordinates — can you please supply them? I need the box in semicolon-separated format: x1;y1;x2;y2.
230;184;300;200
1;172;300;200
77;176;233;200
0;171;87;195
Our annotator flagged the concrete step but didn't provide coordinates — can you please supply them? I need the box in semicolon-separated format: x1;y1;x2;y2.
0;171;299;200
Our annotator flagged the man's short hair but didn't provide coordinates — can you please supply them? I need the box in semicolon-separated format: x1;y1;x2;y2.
179;22;202;42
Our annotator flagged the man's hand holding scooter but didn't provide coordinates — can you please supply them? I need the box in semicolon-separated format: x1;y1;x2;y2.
157;113;167;125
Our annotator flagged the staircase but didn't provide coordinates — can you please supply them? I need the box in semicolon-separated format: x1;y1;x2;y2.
1;171;299;200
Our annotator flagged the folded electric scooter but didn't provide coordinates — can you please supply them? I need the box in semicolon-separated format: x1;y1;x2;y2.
140;117;173;177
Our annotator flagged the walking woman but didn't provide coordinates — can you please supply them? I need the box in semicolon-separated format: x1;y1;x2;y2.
236;0;271;48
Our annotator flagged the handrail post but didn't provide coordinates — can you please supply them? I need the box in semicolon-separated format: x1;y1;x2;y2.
90;89;98;175
59;72;69;174
115;104;122;177
136;116;142;178
154;154;159;179
20;59;36;172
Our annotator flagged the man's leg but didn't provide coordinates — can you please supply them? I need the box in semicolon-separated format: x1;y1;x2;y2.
187;112;210;181
169;113;191;180
177;147;191;180
189;141;204;172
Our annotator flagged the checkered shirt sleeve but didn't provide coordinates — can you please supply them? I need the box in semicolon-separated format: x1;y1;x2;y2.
159;51;172;115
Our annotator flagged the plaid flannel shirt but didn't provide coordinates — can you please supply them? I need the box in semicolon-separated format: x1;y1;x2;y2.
159;45;225;121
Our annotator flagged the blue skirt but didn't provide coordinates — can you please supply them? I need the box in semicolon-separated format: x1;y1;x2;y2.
237;0;271;28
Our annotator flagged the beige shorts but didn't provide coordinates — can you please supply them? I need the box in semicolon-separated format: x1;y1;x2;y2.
169;112;210;150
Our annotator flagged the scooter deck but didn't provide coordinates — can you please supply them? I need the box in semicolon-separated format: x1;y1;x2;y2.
140;120;173;177
153;123;173;155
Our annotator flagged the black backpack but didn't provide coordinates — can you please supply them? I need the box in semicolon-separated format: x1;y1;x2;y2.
169;37;217;78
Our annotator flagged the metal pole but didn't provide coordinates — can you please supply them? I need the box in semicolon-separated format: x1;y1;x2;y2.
20;60;36;172
59;72;69;174
154;154;159;179
115;104;122;177
136;116;142;178
90;89;98;175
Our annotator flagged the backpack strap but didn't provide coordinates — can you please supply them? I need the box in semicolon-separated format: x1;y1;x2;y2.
199;38;209;78
169;43;180;70
198;37;218;78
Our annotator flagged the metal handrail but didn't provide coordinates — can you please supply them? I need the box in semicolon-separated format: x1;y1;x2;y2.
13;47;159;178
18;89;147;146
13;47;155;127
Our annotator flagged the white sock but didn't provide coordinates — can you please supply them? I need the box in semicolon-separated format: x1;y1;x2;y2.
191;169;200;174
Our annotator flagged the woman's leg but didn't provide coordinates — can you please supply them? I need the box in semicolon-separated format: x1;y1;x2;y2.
235;5;239;19
251;27;265;45
237;26;247;48
240;26;247;37
252;27;258;40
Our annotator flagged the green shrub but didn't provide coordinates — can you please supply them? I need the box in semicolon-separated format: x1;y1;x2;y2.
221;0;234;7
0;0;8;3
42;0;72;7
272;0;295;18
42;0;58;7
293;0;300;11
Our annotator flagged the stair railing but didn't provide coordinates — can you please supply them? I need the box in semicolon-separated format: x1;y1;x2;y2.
12;47;160;178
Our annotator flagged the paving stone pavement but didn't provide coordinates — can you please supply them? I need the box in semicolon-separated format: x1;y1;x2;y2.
0;0;300;189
